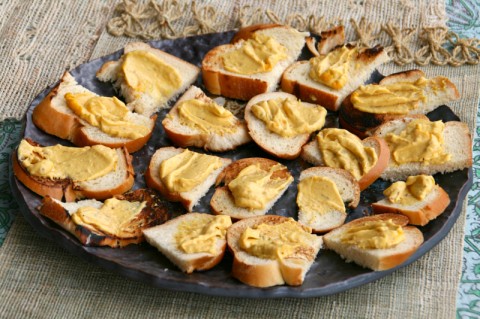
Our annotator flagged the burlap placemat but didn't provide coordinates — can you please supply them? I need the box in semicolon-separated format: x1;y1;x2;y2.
1;0;478;318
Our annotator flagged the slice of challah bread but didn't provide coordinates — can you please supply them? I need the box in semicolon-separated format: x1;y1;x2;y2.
372;184;450;226
145;147;231;211
143;213;231;273
96;42;200;117
244;92;327;159
300;129;390;190
281;45;390;111
39;189;173;248
13;139;134;202
306;25;345;56
226;215;323;287
323;214;424;271
162;85;251;152
339;69;461;137
32;72;155;153
202;24;308;100
297;167;360;233
210;158;293;219
372;117;472;181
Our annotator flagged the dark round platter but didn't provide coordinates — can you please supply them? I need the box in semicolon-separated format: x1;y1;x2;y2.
9;30;472;298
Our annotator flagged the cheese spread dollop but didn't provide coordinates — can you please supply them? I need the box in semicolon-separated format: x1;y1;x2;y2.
173;99;237;135
64;92;150;139
71;198;146;237
228;164;293;210
316;128;378;180
159;149;223;193
121;50;182;104
175;214;232;254
297;176;345;222
309;46;358;90
222;33;288;75
350;77;428;114
340;219;405;249
239;218;317;260
384;119;451;165
384;175;435;205
251;97;327;137
17;139;118;181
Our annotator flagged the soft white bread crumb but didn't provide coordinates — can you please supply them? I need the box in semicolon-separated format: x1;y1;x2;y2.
297;167;360;233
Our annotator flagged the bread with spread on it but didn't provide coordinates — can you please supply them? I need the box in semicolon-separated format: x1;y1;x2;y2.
39;189;174;248
12;139;134;202
143;213;230;273
202;24;309;101
281;45;390;111
162;85;251;152
323;213;424;271
244;91;327;160
226;215;323;287
145;146;231;212
372;116;472;181
32;72;156;153
210;157;293;219
96;42;200;117
297;167;360;233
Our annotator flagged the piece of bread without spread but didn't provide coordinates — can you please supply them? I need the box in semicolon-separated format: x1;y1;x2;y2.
96;42;200;117
300;132;390;190
32;72;156;153
145;147;231;211
323;214;424;271
281;45;390;111
162;85;251;152
226;215;323;287
298;167;360;233
306;25;345;56
202;24;308;100
339;69;461;137
39;189;173;248
13;139;134;202
372;117;472;181
210;158;293;219
143;213;230;273
372;184;450;226
244;92;326;159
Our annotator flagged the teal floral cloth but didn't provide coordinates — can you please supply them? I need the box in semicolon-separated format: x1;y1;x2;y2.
0;1;479;316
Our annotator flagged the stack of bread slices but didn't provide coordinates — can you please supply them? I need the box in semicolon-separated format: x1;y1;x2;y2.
15;23;473;290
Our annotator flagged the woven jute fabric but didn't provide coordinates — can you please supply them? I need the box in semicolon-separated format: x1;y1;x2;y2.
0;0;478;318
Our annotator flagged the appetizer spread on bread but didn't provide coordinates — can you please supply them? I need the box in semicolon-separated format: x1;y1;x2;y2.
17;23;473;290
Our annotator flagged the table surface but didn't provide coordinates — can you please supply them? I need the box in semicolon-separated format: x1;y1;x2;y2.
1;0;479;317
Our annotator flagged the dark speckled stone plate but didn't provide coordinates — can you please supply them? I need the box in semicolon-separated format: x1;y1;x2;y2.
9;31;472;298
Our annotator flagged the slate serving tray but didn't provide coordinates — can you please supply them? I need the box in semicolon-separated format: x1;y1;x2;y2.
9;31;472;298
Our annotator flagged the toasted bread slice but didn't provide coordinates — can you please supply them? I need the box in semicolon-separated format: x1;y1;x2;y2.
300;130;390;190
226;215;322;287
39;189;173;247
13;139;134;201
96;42;200;117
145;147;231;211
372;184;450;226
297;167;360;233
372;117;472;181
143;213;231;273
210;157;293;219
244;92;327;159
162;85;251;152
32;72;156;153
323;213;424;271
202;24;308;100
338;70;461;136
281;45;390;111
306;25;345;56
